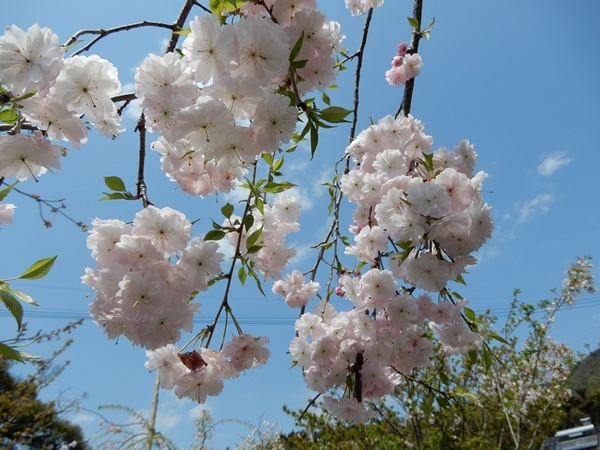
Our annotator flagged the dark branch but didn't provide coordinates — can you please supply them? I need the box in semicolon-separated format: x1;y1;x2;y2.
349;8;374;142
64;21;177;56
165;0;198;53
134;113;152;208
397;0;424;117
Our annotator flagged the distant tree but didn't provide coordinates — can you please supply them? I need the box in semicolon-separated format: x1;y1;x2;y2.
0;321;90;450
563;347;600;427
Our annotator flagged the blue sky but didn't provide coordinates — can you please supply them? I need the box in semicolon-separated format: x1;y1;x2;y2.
3;0;600;448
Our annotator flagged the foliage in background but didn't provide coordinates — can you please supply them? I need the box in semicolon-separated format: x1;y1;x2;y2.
0;321;88;450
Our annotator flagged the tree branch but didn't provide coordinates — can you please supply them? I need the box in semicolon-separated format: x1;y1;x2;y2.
397;0;424;117
134;113;152;207
349;8;374;142
64;21;177;56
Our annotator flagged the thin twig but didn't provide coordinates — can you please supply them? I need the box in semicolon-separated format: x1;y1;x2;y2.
205;164;259;349
64;22;177;56
349;8;374;142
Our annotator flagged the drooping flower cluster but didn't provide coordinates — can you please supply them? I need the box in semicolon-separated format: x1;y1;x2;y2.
145;335;270;403
272;269;320;308
385;42;422;87
0;24;124;182
83;206;224;350
136;7;343;197
290;275;479;422
341;114;492;293
226;194;302;281
282;113;492;422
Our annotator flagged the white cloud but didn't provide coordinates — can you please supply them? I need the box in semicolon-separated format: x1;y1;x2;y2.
224;185;249;205
537;152;573;176
188;403;211;420
288;242;313;266
517;193;554;223
123;98;143;122
155;408;183;432
70;412;96;426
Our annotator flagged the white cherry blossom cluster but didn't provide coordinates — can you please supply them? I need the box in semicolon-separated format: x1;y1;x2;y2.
290;274;479;423
385;42;423;87
144;334;270;403
341;114;493;293
135;7;343;198
344;0;384;16
83;206;225;350
0;24;124;182
226;194;302;281
272;269;320;308
281;114;491;422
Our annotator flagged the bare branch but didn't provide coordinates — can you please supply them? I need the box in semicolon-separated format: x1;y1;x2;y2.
349;8;374;142
165;0;198;53
64;21;177;56
134;113;152;207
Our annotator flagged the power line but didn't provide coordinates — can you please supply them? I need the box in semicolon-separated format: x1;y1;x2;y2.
1;296;598;325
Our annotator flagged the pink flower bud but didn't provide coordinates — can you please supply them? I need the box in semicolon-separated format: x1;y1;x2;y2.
397;42;408;57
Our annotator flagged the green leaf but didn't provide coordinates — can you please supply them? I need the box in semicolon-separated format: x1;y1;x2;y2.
0;285;24;330
289;31;304;63
104;176;127;192
273;156;284;173
407;17;420;29
439;371;450;386
173;28;191;36
243;213;254;232
205;229;227;241
100;192;134;201
436;396;452;410
468;349;479;365
221;203;234;219
246;226;263;250
291;59;308;69
261;152;273;167
0;109;18;124
263;181;296;194
0;342;25;363
209;0;239;23
18;256;57;280
454;274;467;286
482;346;492;371
489;332;510;345
11;289;38;306
238;267;247;285
319;106;353;123
454;387;478;401
253;197;263;215
321;92;331;106
15;91;36;101
0;181;17;202
421;152;435;172
310;122;319;158
463;307;476;322
246;245;262;254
